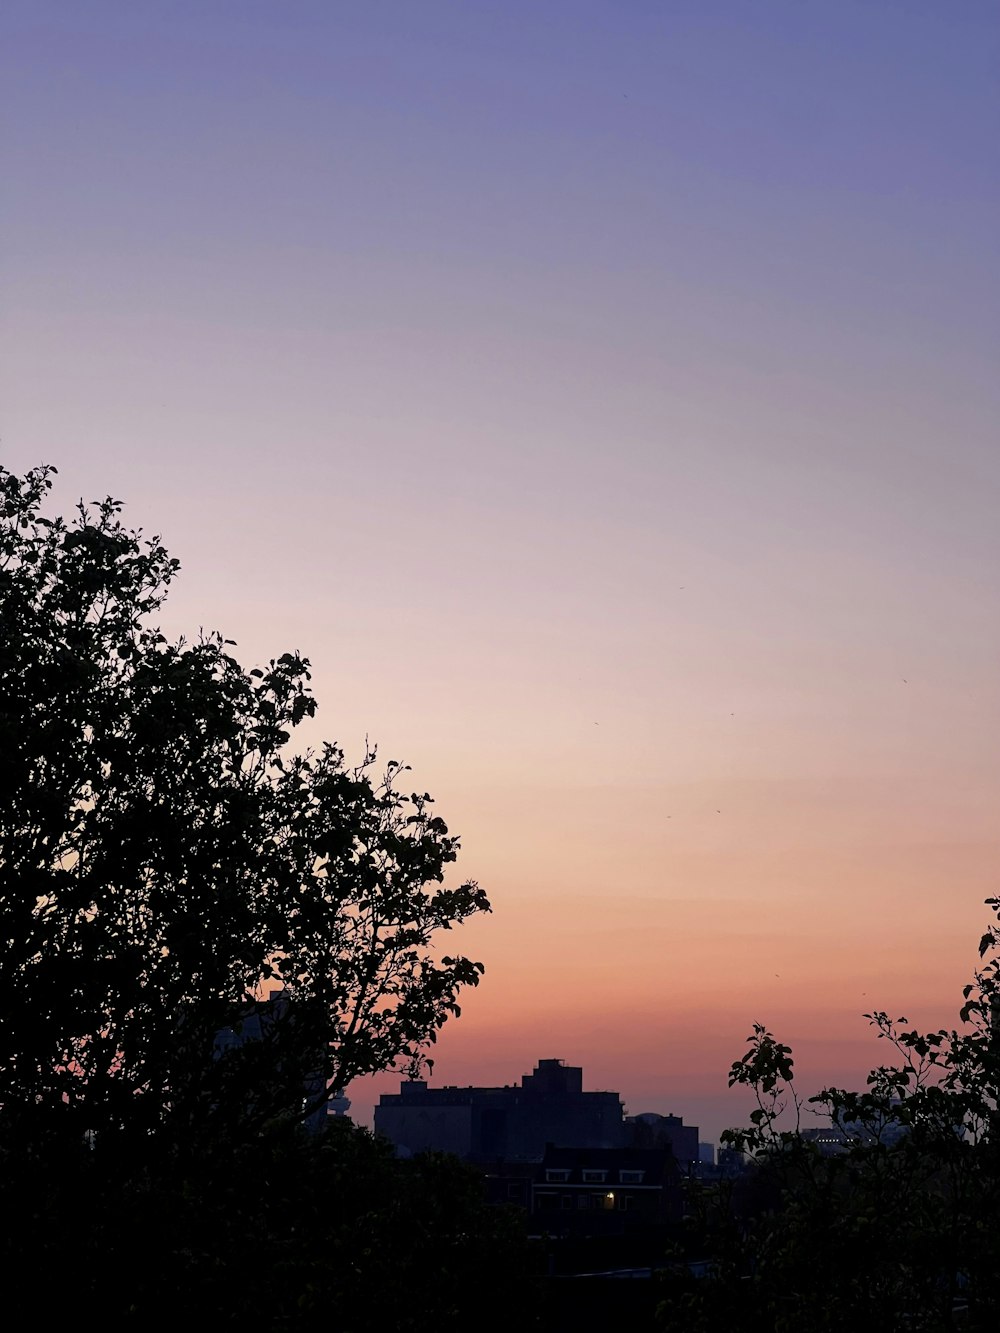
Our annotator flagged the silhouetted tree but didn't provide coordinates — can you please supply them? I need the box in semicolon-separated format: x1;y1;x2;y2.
0;463;490;1157
658;898;1000;1331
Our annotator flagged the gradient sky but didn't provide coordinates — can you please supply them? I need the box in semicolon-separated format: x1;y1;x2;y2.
3;1;999;1141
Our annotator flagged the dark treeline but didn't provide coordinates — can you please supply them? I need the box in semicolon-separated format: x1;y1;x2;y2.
1;1116;530;1327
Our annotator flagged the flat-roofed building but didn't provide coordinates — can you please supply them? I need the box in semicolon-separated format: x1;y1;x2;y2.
374;1058;625;1161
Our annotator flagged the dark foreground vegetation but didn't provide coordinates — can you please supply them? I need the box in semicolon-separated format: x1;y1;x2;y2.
1;1115;530;1327
656;901;1000;1332
2;464;997;1330
0;464;519;1327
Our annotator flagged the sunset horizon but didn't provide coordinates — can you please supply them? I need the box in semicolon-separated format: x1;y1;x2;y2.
4;0;998;1151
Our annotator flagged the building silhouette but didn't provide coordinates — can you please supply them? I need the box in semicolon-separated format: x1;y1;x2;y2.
375;1057;703;1173
375;1058;625;1161
625;1111;700;1171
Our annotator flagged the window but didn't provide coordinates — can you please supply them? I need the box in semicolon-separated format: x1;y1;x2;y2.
581;1169;607;1183
619;1170;645;1184
545;1169;570;1183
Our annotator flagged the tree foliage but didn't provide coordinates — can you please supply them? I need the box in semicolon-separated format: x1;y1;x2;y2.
659;898;1000;1331
0;1114;532;1328
0;463;490;1154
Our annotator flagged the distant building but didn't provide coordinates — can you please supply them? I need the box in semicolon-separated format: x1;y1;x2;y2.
800;1125;850;1156
327;1090;351;1119
698;1141;715;1166
716;1146;746;1176
625;1112;700;1171
526;1145;683;1234
800;1104;912;1155
374;1058;625;1161
213;989;348;1132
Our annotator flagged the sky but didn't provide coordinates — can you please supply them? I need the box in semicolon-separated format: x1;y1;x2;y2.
3;0;999;1142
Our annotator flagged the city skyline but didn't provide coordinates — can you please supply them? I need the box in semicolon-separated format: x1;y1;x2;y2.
3;1;999;1142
